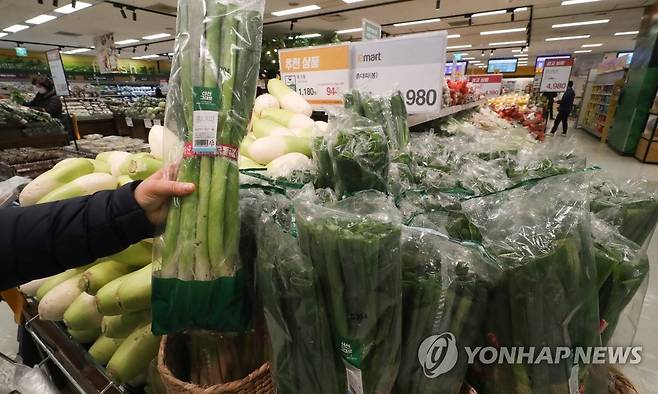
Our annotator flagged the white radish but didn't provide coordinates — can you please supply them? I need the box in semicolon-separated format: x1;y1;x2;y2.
19;278;49;297
37;173;118;204
39;275;84;321
108;152;132;177
261;108;315;130
248;136;312;165
266;153;313;178
253;93;280;116
148;125;180;161
267;79;312;116
63;292;104;330
253;119;294;138
315;121;329;134
19;158;94;206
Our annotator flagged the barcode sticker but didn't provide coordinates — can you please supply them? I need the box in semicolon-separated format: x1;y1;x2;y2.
193;110;218;153
345;362;364;394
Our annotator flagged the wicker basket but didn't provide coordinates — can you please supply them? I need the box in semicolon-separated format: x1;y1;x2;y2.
157;334;274;394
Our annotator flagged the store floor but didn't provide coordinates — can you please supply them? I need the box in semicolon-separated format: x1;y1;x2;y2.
0;126;656;389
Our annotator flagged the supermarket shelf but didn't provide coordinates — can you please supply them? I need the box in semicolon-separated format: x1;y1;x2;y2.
588;101;609;106
591;93;612;96
408;100;487;127
581;125;602;139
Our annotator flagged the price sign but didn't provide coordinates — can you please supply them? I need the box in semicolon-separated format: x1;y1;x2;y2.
279;43;351;110
45;49;70;97
468;74;503;98
125;117;133;127
350;31;447;113
144;118;153;128
153;118;161;126
540;59;573;93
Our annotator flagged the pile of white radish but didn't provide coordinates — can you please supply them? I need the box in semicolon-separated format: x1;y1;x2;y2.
19;127;168;207
241;79;327;179
19;239;159;386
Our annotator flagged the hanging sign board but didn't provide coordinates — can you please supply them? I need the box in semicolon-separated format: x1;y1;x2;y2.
468;74;503;97
278;43;351;110
350;31;447;113
362;18;381;41
540;58;573;92
45;49;70;97
93;33;119;74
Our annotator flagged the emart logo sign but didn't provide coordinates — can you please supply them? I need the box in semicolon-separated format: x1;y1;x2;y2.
357;51;382;63
418;332;643;378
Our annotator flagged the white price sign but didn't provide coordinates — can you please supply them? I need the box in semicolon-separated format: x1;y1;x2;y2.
540;59;573;93
468;74;503;98
143;118;153;128
153;118;161;126
125;117;133;127
350;31;447;113
279;43;351;110
45;49;70;97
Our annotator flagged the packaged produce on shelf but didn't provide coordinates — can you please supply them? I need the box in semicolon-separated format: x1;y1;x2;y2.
65;98;114;119
153;0;265;334
0;100;65;136
124;97;167;120
344;90;410;149
443;79;478;107
488;94;545;138
63;134;150;156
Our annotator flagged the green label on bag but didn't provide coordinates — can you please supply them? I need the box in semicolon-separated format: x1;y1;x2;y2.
193;86;219;110
338;337;363;367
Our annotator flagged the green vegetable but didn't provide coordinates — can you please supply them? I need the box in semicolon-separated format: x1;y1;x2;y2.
63;292;103;330
79;260;136;295
68;327;101;344
89;335;125;366
35;265;93;300
19;158;95;206
102;310;152;339
110;241;153;266
107;323;161;384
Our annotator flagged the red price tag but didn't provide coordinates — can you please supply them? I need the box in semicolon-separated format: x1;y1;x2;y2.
326;86;339;96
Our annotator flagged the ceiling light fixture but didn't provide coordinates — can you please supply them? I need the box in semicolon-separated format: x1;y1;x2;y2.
297;33;321;38
545;34;590;41
115;39;139;45
71;0;76;7
132;9;137;21
132;47;136;53
574;49;592;53
54;1;91;14
144;44;148;51
562;0;600;5
447;34;460;38
490;49;494;55
472;10;507;18
514;7;528;12
453;52;469;56
480;27;526;35
342;0;365;3
336;28;362;34
62;48;91;54
120;7;127;18
132;54;159;59
393;18;441;27
489;40;527;45
142;33;171;40
481;50;485;56
614;31;639;36
26;14;58;24
512;49;522;53
3;25;29;33
38;0;43;4
53;0;58;5
0;33;7;38
514;54;528;57
582;43;602;47
462;57;476;60
447;44;472;49
552;19;609;28
271;5;320;17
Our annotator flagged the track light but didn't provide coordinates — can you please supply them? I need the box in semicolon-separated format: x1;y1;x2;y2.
120;7;127;18
118;48;121;54
144;44;148;51
53;0;58;6
38;0;43;4
132;47;136;53
490;49;494;55
481;50;485;56
132;10;137;21
71;0;76;7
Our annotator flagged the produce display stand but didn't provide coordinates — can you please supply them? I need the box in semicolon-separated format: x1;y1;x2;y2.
75;117;119;137
635;86;658;163
408;99;487;127
0;126;68;150
21;300;135;394
118;118;157;141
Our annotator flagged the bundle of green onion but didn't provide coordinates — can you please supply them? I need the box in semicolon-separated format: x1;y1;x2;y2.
152;0;264;334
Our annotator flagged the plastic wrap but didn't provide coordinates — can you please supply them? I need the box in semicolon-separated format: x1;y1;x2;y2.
590;175;658;248
295;190;401;394
152;0;265;334
325;111;390;197
344;90;410;149
0;176;30;208
461;173;600;393
255;197;345;394
505;137;586;183
396;226;497;394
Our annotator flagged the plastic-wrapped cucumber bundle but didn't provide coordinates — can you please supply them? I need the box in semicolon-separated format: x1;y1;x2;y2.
326;111;390;197
590;175;658;247
453;156;512;195
312;134;334;189
344;90;410;149
396;227;497;394
591;216;649;346
152;0;265;334
461;173;600;394
295;190;402;394
505;137;585;183
256;199;345;394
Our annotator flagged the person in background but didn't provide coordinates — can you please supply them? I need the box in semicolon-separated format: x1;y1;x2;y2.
154;87;165;98
550;81;576;135
25;76;62;119
542;91;557;120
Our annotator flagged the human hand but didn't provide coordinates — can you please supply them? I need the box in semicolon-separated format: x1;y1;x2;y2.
134;168;195;225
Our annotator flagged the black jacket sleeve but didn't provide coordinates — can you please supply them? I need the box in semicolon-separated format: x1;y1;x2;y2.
43;95;63;119
0;183;155;290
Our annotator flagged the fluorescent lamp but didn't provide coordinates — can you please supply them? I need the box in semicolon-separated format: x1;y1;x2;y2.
545;35;590;41
462;57;476;60
562;0;600;4
297;33;321;38
3;25;29;33
132;54;159;59
615;31;639;36
0;33;7;38
446;44;472;49
452;52;469;56
489;40;527;46
447;34;461;38
472;10;507;18
115;39;140;45
142;33;171;40
574;49;592;53
394;18;440;27
514;7;528;12
26;14;58;24
336;28;362;34
342;0;364;2
54;1;92;14
552;19;609;28
512;49;522;53
480;27;526;35
62;48;91;54
272;5;320;17
582;43;602;47
514;54;528;57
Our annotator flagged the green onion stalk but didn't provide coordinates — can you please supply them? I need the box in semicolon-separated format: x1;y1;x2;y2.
153;0;264;335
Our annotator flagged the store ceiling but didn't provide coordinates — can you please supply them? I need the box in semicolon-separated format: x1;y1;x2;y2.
0;0;653;65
